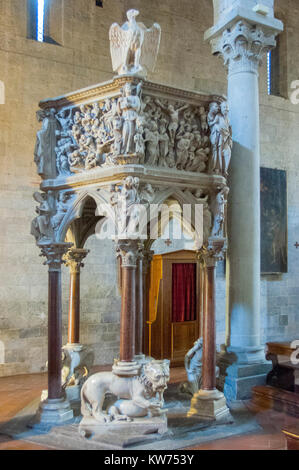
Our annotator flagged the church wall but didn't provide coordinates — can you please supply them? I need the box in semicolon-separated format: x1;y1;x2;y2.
0;0;298;375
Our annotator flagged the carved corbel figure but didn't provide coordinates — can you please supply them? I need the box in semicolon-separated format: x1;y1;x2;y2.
51;192;73;233
211;186;229;238
31;191;55;243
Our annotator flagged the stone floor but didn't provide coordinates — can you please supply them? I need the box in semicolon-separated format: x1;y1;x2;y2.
0;367;296;450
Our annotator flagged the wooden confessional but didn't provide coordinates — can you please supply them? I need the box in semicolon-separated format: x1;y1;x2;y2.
145;250;203;366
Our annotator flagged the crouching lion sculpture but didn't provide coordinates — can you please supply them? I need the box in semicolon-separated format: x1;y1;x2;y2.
81;359;170;423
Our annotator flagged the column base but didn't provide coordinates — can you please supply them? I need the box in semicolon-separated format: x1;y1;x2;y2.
29;398;74;430
188;389;232;421
217;346;272;402
112;360;141;377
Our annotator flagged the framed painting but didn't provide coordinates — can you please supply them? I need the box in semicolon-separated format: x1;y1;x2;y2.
260;167;288;274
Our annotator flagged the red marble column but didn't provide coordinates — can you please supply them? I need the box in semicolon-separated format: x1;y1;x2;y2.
135;253;143;357
120;264;136;362
65;249;89;345
201;258;217;391
40;243;73;400
113;240;142;375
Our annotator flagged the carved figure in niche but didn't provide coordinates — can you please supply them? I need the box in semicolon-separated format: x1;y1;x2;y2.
109;9;161;76
155;99;189;143
69;150;83;170
211;186;229;238
34;108;57;177
165;144;176;168
80;360;170;423
31;192;54;243
176;135;192;170
111;116;123;157
144;120;160;165
198;106;208;133
102;98;118;133
134;123;145;161
51;192;72;231
117;82;141;154
55;137;74;176
158;121;170;162
56;109;73;137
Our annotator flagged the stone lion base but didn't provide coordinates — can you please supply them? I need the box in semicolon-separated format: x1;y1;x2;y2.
79;414;169;448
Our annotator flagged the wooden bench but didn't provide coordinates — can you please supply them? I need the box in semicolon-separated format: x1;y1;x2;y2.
252;385;299;417
266;342;299;393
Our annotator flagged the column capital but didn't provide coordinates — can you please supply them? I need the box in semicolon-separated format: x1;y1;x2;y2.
39;242;73;272
142;249;154;274
198;239;226;267
210;19;277;74
116;239;143;268
64;248;90;274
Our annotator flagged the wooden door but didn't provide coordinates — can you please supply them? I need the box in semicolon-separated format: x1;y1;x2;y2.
146;251;201;366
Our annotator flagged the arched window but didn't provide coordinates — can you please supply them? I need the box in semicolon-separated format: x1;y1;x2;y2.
27;0;62;45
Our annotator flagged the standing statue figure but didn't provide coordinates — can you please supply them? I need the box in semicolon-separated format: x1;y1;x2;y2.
181;337;220;396
208;102;221;174
182;338;203;396
218;102;232;177
109;10;161;77
208;101;232;176
117;82;141;154
34;108;57;178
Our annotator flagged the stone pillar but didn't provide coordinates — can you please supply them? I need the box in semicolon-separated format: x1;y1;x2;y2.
113;240;141;376
205;1;283;401
35;243;74;427
189;244;231;421
64;248;89;345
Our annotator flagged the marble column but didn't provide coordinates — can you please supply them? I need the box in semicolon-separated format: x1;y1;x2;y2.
64;248;89;345
189;245;231;421
205;1;283;400
35;242;74;427
113;240;141;376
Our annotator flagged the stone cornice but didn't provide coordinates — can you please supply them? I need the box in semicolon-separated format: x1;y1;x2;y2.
205;4;283;43
40;164;227;193
39;75;227;112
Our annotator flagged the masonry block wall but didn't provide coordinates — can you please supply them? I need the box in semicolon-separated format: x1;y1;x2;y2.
0;0;298;375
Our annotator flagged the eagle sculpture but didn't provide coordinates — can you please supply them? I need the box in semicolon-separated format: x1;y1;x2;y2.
109;9;161;77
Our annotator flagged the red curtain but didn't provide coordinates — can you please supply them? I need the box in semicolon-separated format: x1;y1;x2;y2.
172;263;196;323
